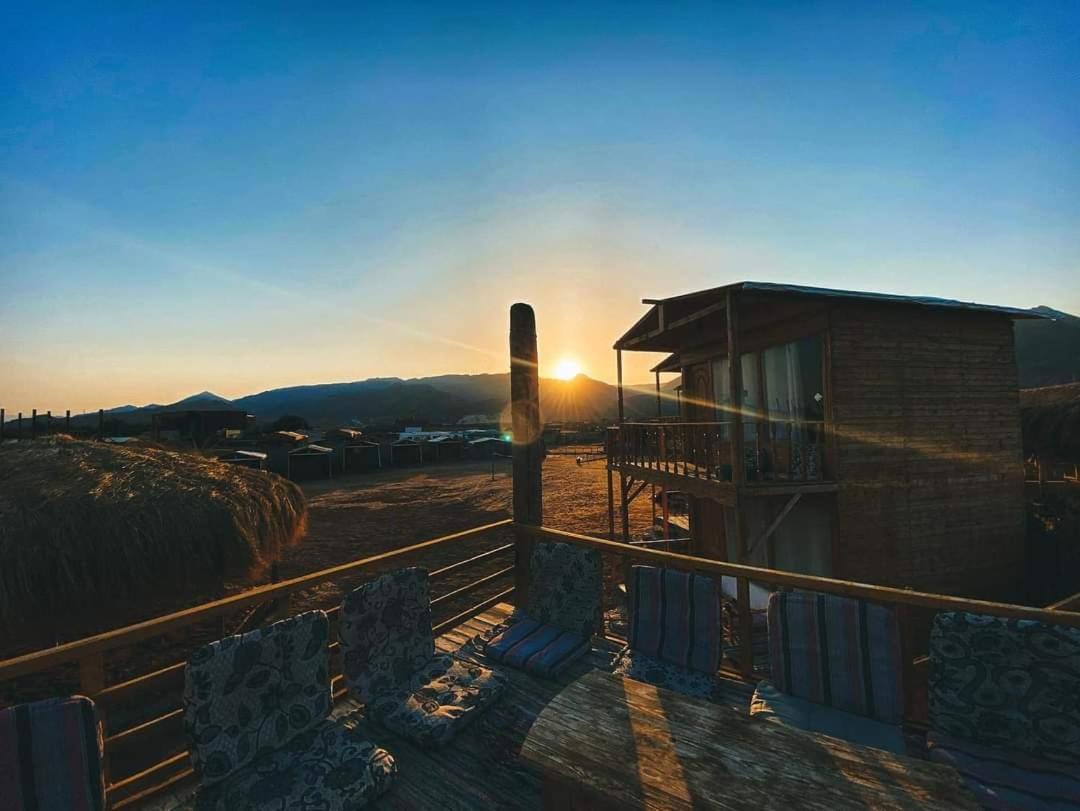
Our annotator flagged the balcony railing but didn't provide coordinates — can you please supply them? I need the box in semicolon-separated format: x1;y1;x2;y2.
611;420;829;484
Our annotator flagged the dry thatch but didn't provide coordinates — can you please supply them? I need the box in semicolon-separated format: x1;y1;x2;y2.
0;436;306;626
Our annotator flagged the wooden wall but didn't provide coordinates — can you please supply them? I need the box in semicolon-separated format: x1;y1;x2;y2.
829;303;1025;599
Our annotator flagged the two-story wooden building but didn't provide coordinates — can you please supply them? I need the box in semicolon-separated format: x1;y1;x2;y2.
609;281;1041;599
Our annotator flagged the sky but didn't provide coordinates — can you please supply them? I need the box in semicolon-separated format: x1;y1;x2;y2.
2;1;1078;414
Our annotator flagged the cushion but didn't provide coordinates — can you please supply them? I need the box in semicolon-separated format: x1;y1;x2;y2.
0;695;105;811
369;653;505;748
612;647;722;703
339;568;435;703
483;616;591;678
768;591;904;724
750;680;906;755
194;715;397;810
927;731;1080;811
630;566;722;674
526;541;602;638
183;610;331;785
929;612;1080;766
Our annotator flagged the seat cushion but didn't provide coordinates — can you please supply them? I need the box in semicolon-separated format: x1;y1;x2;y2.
768;591;905;724
339;568;436;704
927;731;1080;811
612;647;722;703
0;695;105;811
929;612;1080;766
750;680;906;755
630;566;722;675
194;715;397;811
183;611;331;785
483;616;591;679
526;541;602;638
369;654;505;748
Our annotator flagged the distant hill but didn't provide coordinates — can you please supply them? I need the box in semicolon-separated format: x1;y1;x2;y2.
1016;307;1080;388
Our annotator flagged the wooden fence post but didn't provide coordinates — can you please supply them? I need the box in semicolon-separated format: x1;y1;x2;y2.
98;409;104;440
65;409;71;433
31;409;37;439
510;303;542;609
0;408;4;440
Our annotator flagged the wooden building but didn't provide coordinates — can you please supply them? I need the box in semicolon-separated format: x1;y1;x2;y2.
287;444;333;480
610;281;1042;599
324;428;382;473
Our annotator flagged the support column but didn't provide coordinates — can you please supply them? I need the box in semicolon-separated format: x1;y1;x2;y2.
727;291;747;561
510;303;543;607
616;348;625;424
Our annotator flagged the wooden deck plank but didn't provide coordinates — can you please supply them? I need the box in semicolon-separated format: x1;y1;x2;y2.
137;604;751;811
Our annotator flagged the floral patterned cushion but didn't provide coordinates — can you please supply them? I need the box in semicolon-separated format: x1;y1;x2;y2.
193;715;397;810
339;568;435;703
526;541;602;638
929;611;1080;765
611;647;723;703
183;610;332;785
369;653;505;748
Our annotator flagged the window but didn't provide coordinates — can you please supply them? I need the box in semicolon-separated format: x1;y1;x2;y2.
763;337;824;438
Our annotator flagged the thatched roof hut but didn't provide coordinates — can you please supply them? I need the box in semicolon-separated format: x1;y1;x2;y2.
0;436;306;628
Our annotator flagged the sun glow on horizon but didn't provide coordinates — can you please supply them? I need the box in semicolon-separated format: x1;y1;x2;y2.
552;357;583;380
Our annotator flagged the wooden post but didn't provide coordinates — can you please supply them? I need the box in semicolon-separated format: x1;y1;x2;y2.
654;370;662;419
31;408;37;439
727;292;748;562
17;412;22;439
737;576;754;680
45;410;51;435
0;408;4;440
616;349;625;424
606;429;616;540
65;409;70;433
510;303;543;608
98;408;104;439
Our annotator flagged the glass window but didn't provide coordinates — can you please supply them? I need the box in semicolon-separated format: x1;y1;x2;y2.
764;336;824;436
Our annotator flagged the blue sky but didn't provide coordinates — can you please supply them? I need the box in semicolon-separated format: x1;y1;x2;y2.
2;1;1078;412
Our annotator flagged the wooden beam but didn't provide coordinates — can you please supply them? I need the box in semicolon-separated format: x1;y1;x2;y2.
616;348;625;423
510;303;543;606
744;493;802;564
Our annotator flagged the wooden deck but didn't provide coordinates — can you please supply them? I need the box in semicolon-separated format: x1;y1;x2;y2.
142;602;756;810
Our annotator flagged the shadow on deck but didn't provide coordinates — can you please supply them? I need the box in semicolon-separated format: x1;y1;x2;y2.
148;603;755;810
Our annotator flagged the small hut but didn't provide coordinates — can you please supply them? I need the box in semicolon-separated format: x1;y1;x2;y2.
287;444;333;481
324;428;382;473
391;437;423;466
424;435;464;463
213;449;268;470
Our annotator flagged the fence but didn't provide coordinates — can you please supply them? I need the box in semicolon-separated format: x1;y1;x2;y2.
0;519;513;808
0;407;110;440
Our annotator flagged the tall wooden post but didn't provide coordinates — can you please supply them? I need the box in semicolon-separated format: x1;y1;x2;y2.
31;409;37;439
45;410;51;435
727;291;747;561
65;409;71;433
0;408;4;440
654;370;662;418
616;348;625;424
17;412;22;439
98;408;104;439
510;303;542;608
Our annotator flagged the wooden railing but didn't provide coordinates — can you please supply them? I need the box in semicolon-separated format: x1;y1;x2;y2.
0;518;514;808
613;420;829;484
515;523;1080;725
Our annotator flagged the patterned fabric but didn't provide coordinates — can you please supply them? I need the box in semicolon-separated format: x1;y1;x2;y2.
484;617;590;679
0;695;105;811
611;648;723;703
526;541;602;638
194;715;398;811
929;611;1080;766
751;680;906;755
339;568;435;704
629;566;722;675
927;731;1080;811
767;591;904;724
183;610;332;785
369;653;506;748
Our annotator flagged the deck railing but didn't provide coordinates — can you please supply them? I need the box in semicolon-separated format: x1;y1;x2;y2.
613;420;829;484
4;517;1080;808
0;518;514;808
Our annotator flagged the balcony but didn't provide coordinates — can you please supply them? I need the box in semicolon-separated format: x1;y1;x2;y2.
609;420;835;501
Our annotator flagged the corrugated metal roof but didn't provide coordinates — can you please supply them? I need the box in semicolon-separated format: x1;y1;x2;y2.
617;280;1047;349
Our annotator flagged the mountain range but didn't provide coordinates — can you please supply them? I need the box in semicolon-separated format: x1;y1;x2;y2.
13;304;1078;431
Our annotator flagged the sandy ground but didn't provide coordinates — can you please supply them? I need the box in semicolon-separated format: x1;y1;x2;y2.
2;453;654;704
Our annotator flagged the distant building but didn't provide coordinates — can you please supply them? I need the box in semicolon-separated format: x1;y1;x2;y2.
153;409;253;446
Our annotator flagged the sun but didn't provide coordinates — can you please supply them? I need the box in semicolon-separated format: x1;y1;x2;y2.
552;357;583;380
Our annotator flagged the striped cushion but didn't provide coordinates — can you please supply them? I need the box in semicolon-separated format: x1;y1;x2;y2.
485;617;590;679
629;566;722;675
927;731;1080;810
0;695;105;811
767;591;904;724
